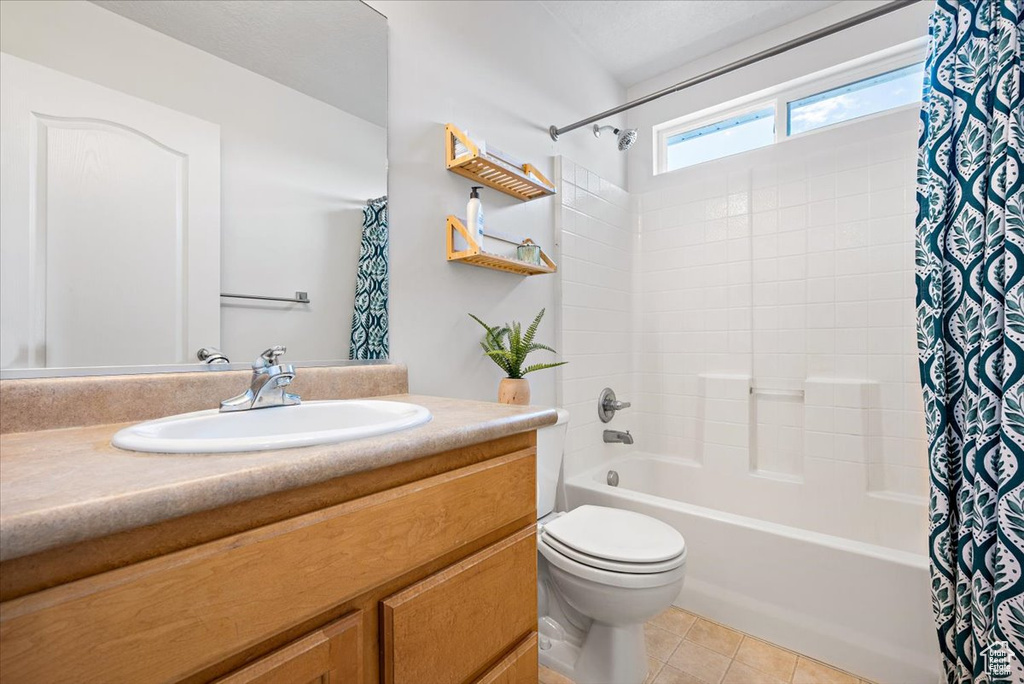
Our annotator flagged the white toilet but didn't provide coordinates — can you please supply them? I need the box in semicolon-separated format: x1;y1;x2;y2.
536;409;687;684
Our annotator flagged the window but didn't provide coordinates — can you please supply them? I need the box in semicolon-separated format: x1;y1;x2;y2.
665;106;775;172
787;62;924;135
654;44;926;175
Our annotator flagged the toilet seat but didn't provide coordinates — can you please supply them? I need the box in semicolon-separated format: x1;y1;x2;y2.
537;505;687;588
538;535;687;589
541;505;686;563
540;533;686;574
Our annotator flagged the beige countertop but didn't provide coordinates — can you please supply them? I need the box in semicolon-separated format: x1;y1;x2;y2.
0;394;556;562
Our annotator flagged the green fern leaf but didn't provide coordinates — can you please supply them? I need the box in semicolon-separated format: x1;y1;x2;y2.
523;308;545;348
522;361;568;376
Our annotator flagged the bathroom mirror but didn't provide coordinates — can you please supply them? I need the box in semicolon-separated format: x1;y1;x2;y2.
0;0;388;376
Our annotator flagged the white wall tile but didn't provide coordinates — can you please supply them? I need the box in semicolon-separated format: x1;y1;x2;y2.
562;109;926;546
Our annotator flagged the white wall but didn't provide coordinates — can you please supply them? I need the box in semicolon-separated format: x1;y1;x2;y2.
554;3;933;553
631;112;927;554
556;159;633;478
558;115;927;554
366;0;625;405
0;0;385;365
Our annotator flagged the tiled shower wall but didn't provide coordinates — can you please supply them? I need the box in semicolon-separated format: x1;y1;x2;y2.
634;112;926;500
559;110;927;509
555;159;634;478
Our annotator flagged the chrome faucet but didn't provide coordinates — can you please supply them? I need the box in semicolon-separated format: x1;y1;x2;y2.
220;346;300;412
603;429;633;445
196;346;230;364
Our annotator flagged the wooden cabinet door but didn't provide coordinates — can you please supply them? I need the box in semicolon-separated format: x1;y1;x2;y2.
381;527;537;684
475;634;539;684
214;612;362;684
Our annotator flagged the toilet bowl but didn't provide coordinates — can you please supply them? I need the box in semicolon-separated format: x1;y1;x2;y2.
536;410;686;684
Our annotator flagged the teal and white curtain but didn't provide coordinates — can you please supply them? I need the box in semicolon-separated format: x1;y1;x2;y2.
916;0;1023;681
349;196;389;360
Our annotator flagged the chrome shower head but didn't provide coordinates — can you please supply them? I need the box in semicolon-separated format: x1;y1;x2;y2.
617;127;638;151
593;124;638;151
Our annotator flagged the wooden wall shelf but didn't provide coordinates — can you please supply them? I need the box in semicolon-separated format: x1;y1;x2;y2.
445;124;556;202
446;217;556;277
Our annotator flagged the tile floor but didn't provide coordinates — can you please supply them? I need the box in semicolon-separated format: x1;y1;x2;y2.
538;607;874;684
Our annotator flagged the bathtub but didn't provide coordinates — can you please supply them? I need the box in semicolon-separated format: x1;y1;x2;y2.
565;455;941;684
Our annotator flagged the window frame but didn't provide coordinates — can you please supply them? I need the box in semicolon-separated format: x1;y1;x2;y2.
663;101;778;171
653;40;927;176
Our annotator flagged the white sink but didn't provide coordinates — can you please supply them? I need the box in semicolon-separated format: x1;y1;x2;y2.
112;400;432;453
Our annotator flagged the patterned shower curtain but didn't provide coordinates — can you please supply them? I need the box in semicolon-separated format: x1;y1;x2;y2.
349;196;389;360
916;0;1023;681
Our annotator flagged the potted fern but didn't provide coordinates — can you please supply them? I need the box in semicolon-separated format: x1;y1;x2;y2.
469;308;567;405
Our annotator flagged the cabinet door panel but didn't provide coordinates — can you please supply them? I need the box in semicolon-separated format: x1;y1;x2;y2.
214;612;361;684
382;527;536;684
475;633;538;684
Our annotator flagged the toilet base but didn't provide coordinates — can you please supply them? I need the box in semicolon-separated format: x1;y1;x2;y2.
575;620;648;684
538;617;648;684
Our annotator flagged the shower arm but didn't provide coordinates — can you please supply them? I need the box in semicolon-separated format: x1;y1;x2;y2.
548;0;923;141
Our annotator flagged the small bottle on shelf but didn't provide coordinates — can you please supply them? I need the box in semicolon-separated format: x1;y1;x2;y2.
467;186;485;252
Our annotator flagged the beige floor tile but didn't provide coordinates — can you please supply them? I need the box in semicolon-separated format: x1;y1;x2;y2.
541;610;872;684
722;661;788;684
539;665;575;684
649;607;699;636
654;664;710;684
684;618;743;657
645;656;666;684
666;640;732;684
734;636;798;681
646;623;685;662
792;657;859;684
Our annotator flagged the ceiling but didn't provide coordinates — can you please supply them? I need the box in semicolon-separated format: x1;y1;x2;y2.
91;1;387;127
539;0;842;87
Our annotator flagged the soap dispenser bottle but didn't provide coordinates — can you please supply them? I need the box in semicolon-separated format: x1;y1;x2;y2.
467;186;485;252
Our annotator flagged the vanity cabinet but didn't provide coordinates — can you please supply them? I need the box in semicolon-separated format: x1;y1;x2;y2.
214;613;363;684
0;435;539;684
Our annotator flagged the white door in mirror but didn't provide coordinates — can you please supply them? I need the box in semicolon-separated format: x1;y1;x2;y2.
0;53;221;369
112;400;431;453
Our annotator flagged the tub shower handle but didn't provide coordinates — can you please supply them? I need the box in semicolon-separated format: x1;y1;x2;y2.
598;387;631;423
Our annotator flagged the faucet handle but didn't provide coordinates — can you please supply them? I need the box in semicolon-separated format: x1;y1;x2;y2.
598;387;631;423
255;345;288;369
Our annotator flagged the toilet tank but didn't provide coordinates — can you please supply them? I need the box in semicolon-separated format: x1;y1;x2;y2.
536;408;570;518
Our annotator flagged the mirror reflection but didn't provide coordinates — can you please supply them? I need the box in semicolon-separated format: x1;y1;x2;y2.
0;0;388;371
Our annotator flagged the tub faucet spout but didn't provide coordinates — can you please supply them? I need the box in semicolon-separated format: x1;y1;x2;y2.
603;429;633;445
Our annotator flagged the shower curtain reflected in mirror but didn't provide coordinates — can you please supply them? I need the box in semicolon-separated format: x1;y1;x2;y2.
349;196;389;360
915;0;1023;680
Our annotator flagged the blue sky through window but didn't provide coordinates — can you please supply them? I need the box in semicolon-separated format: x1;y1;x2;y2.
666;107;775;171
788;62;924;135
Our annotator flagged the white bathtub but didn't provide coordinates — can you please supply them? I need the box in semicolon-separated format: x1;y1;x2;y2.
565;455;941;684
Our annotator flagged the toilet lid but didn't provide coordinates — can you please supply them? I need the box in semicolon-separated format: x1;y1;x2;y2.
541;505;685;564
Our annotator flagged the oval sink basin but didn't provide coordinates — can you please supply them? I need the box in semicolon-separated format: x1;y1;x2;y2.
112;400;432;453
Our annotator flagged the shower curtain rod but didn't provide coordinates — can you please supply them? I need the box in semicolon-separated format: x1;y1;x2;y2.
548;0;923;141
